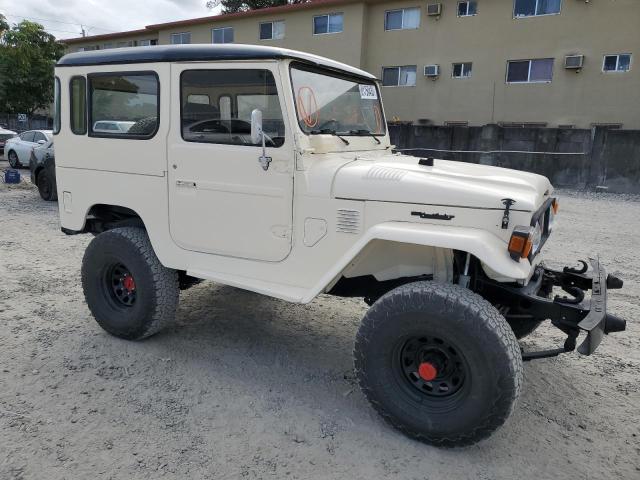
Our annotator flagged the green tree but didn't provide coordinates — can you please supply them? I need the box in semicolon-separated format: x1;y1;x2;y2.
207;0;310;14
0;15;65;114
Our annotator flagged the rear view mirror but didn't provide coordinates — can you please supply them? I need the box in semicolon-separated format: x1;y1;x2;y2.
250;109;263;145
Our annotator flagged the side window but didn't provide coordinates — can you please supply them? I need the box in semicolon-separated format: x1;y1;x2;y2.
53;77;61;135
34;132;47;143
21;131;35;142
88;72;159;138
181;69;285;147
70;76;87;135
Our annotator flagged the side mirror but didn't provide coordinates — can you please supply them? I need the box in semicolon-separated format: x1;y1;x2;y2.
250;109;263;145
37;139;46;145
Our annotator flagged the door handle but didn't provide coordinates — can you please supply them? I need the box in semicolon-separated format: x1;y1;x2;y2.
176;180;196;188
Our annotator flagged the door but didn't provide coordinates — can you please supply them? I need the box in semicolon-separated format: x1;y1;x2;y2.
168;64;294;262
16;131;36;162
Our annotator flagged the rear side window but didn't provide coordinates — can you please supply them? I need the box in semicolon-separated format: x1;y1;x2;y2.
21;131;35;142
88;72;159;139
53;77;61;135
70;76;87;135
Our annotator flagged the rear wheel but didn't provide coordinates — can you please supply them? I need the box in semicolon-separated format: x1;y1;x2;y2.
81;227;179;340
7;150;20;168
354;282;523;447
37;169;57;201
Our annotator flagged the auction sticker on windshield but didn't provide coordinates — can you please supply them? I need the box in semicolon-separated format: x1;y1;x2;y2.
359;85;378;100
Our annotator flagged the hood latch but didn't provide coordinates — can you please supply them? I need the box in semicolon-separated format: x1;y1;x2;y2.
501;198;516;229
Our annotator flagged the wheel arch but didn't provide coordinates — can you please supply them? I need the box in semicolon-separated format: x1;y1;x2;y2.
309;222;533;303
78;203;147;234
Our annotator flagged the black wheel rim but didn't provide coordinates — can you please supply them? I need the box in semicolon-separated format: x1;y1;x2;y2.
397;336;469;398
105;263;137;307
8;152;17;167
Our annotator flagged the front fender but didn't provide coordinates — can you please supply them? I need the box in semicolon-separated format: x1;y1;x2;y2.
305;222;533;302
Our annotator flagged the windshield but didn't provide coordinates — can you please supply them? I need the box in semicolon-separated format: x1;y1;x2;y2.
290;64;385;136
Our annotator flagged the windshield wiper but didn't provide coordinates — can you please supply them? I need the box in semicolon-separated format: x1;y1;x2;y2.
350;129;381;144
310;128;350;145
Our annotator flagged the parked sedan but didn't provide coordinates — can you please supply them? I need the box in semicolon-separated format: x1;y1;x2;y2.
29;139;57;201
5;130;53;168
0;127;17;154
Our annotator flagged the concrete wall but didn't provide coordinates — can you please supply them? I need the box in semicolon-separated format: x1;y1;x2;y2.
389;124;640;193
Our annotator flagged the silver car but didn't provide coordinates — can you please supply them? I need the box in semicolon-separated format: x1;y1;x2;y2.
5;130;53;168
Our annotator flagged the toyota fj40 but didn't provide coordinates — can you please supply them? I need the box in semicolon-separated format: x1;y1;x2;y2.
54;45;627;447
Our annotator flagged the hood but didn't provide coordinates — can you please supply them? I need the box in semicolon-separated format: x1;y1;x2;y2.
332;154;552;212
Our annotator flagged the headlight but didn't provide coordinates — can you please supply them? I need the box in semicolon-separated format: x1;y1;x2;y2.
530;221;543;255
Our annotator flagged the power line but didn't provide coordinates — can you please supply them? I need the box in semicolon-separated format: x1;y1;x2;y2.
2;13;116;33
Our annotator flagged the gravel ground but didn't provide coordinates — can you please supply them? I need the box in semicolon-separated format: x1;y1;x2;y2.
1;160;639;479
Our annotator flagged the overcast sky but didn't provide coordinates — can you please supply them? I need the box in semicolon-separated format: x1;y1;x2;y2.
0;0;221;39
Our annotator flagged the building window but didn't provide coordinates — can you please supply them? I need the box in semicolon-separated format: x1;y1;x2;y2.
452;62;473;78
89;72;160;139
382;66;417;87
384;8;420;30
506;59;554;83
458;1;478;16
70;76;87;135
313;13;343;34
116;41;132;48
514;0;561;18
603;54;631;72
260;21;285;40
103;43;113;49
138;40;151;47
212;27;234;44
171;32;191;44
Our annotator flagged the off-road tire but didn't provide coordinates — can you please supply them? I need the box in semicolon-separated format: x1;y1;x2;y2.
354;281;523;447
36;169;57;201
81;227;179;340
507;319;543;340
7;150;20;168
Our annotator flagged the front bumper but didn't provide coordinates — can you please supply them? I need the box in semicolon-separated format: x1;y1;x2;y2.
476;258;627;358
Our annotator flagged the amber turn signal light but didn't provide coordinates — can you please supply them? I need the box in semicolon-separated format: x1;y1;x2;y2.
551;198;559;214
508;226;534;260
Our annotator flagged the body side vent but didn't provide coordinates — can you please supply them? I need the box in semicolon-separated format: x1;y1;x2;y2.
336;209;361;234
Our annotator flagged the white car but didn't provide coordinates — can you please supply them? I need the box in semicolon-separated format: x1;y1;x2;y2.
5;129;53;168
92;121;136;134
54;45;627;447
0;127;17;155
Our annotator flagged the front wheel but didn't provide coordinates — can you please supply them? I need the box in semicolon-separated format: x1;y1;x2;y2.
354;282;523;447
81;227;179;340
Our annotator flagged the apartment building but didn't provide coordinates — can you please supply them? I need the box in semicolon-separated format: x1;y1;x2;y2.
64;0;640;128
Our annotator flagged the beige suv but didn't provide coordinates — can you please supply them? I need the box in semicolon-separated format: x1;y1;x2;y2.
53;45;627;446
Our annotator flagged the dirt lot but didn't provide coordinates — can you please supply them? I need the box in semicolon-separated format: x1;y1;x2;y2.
1;161;639;479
